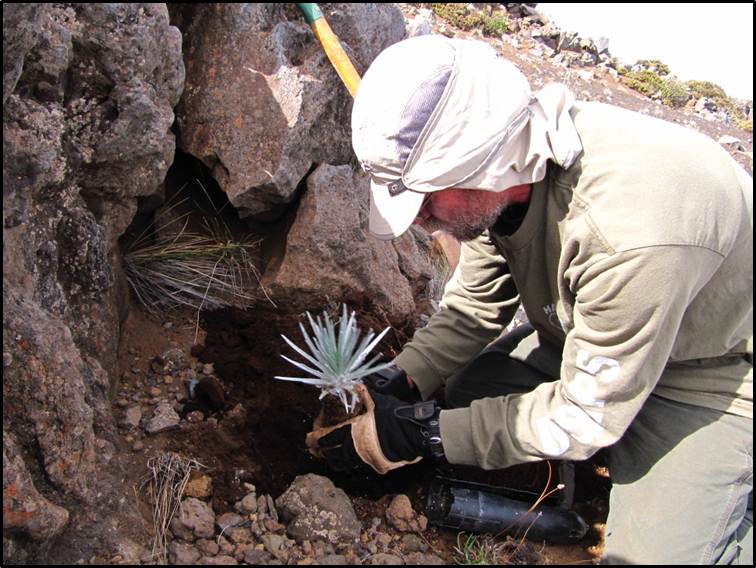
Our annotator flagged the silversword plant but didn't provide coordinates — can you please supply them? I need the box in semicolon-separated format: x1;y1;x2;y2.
275;305;393;414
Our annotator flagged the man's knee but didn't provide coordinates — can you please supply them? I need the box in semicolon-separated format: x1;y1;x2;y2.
444;377;473;409
444;366;478;409
444;351;510;408
602;399;753;564
445;348;552;409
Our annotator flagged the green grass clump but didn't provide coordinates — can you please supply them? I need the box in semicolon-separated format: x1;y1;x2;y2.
659;78;690;108
482;14;509;37
431;4;509;37
624;68;690;108
686;80;739;117
624;69;667;98
453;532;541;565
634;59;671;75
431;3;483;30
454;533;504;565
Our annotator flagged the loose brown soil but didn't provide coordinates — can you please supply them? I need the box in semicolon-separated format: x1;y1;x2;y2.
98;303;608;564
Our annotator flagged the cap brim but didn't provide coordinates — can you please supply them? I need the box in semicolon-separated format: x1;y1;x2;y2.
368;180;426;240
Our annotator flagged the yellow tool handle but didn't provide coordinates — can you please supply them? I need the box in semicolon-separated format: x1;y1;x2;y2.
297;3;361;98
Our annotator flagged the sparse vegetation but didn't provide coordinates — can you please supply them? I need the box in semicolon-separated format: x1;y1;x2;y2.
686;79;739;118
623;64;750;123
624;69;688;108
686;79;729;101
739;103;753;132
454;533;505;565
634;59;671;75
482;14;509;37
624;69;667;97
123;183;272;315
431;3;483;31
431;3;509;37
139;453;206;564
611;57;629;75
684;81;752;131
659;78;690;108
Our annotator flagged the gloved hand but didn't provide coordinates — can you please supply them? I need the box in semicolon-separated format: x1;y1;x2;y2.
306;384;444;474
363;365;420;402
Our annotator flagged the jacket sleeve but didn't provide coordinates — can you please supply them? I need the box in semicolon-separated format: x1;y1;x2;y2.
439;245;724;469
393;230;520;400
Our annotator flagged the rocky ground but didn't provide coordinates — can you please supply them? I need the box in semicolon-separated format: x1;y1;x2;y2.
88;305;606;565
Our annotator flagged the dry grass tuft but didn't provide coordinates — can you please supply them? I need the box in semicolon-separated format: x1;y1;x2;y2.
123;181;275;338
138;452;206;564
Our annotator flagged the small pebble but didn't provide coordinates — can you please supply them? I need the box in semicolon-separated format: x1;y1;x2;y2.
187;411;205;423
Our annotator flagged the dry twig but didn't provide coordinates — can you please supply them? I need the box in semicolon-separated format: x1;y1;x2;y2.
138;452;206;564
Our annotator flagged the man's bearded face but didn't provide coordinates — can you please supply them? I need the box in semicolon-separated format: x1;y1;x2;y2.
414;188;513;241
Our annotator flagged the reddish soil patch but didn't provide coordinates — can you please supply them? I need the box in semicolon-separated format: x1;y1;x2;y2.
146;304;608;563
109;303;608;564
189;303;438;500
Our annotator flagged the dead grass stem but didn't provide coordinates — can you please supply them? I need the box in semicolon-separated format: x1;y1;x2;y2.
138;452;206;564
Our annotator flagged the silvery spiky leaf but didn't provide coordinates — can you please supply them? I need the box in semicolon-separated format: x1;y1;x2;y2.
275;304;393;414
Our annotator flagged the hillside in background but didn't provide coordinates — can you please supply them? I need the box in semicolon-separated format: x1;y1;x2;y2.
401;3;753;174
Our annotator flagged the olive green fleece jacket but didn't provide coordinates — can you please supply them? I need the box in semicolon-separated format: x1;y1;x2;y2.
394;102;753;470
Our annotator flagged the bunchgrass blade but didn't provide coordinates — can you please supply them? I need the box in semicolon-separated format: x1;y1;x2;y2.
123;181;274;315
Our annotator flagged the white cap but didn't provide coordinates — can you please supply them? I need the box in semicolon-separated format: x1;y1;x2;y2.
352;35;582;240
352;36;532;240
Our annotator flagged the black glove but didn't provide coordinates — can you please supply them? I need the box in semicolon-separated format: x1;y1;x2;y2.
309;386;444;473
363;365;420;402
